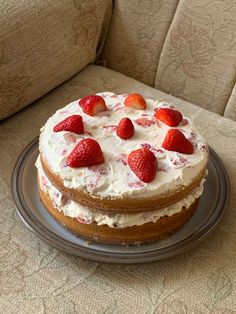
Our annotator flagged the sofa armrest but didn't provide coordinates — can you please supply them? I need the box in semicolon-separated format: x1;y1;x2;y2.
0;0;111;120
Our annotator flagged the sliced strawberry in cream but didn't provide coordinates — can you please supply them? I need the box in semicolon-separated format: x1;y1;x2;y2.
135;118;156;127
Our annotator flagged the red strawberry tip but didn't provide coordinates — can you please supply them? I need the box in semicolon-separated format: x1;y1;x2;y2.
155;108;183;127
124;94;147;110
79;95;107;116
162;129;194;154
53;115;84;134
128;148;157;183
116;117;134;140
66;138;105;168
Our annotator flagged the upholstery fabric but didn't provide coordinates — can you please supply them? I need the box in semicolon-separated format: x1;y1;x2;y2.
102;0;179;86
224;84;236;121
155;0;236;116
1;65;236;313
0;0;111;120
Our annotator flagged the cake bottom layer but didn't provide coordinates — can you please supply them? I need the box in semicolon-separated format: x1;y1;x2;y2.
38;183;199;244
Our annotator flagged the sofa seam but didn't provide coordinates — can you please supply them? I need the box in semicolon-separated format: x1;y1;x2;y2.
222;78;236;118
153;0;181;87
95;0;114;64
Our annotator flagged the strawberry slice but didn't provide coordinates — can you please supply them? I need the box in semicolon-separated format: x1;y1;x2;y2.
162;129;194;154
53;115;84;134
79;95;107;116
66;138;104;168
124;94;147;110
116;117;134;140
128;148;157;183
154;108;183;127
135;117;155;127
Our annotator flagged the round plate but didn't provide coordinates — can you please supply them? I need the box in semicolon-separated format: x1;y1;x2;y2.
12;137;230;264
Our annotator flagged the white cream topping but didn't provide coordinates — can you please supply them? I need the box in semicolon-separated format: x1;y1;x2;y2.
36;158;206;228
39;92;208;199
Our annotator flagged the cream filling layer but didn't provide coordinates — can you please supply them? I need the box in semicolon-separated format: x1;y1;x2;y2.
36;158;205;228
39;92;208;199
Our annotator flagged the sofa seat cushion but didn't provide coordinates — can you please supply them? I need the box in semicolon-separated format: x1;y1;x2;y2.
1;65;236;312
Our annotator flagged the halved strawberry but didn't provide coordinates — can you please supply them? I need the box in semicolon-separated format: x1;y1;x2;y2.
128;148;157;183
124;94;147;110
162;129;194;154
53;115;84;134
116;117;134;140
79;95;107;116
154;108;183;127
66;138;104;168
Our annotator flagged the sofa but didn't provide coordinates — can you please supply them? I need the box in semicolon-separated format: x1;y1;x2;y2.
1;0;236;312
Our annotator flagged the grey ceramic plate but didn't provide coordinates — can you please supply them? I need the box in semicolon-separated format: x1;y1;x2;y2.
12;137;230;264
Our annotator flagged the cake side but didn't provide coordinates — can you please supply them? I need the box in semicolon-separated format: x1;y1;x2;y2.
39;154;206;213
37;158;205;226
38;181;199;244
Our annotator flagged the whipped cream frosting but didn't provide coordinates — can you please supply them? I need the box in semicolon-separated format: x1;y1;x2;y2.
37;158;205;228
39;92;208;199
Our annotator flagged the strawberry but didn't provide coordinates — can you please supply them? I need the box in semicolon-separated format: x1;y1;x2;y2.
154;108;183;126
66;138;104;168
124;93;147;110
135;117;155;127
162;129;194;154
79;95;107;116
116;117;134;140
53;115;84;134
128;148;157;183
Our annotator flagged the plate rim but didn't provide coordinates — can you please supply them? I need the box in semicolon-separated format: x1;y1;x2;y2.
11;137;230;264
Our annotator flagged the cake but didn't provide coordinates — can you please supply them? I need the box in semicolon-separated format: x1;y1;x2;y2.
36;92;208;244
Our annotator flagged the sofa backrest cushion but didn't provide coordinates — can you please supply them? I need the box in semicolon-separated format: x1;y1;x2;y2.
102;0;179;86
102;0;236;120
0;0;112;120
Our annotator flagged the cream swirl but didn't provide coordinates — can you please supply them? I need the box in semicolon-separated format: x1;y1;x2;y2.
39;92;208;199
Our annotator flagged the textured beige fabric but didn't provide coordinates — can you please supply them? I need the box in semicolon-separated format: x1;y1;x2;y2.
1;65;236;313
155;0;236;116
102;0;179;86
0;0;111;120
224;84;236;121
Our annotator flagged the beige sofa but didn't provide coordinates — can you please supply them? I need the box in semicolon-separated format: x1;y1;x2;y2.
1;0;236;312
